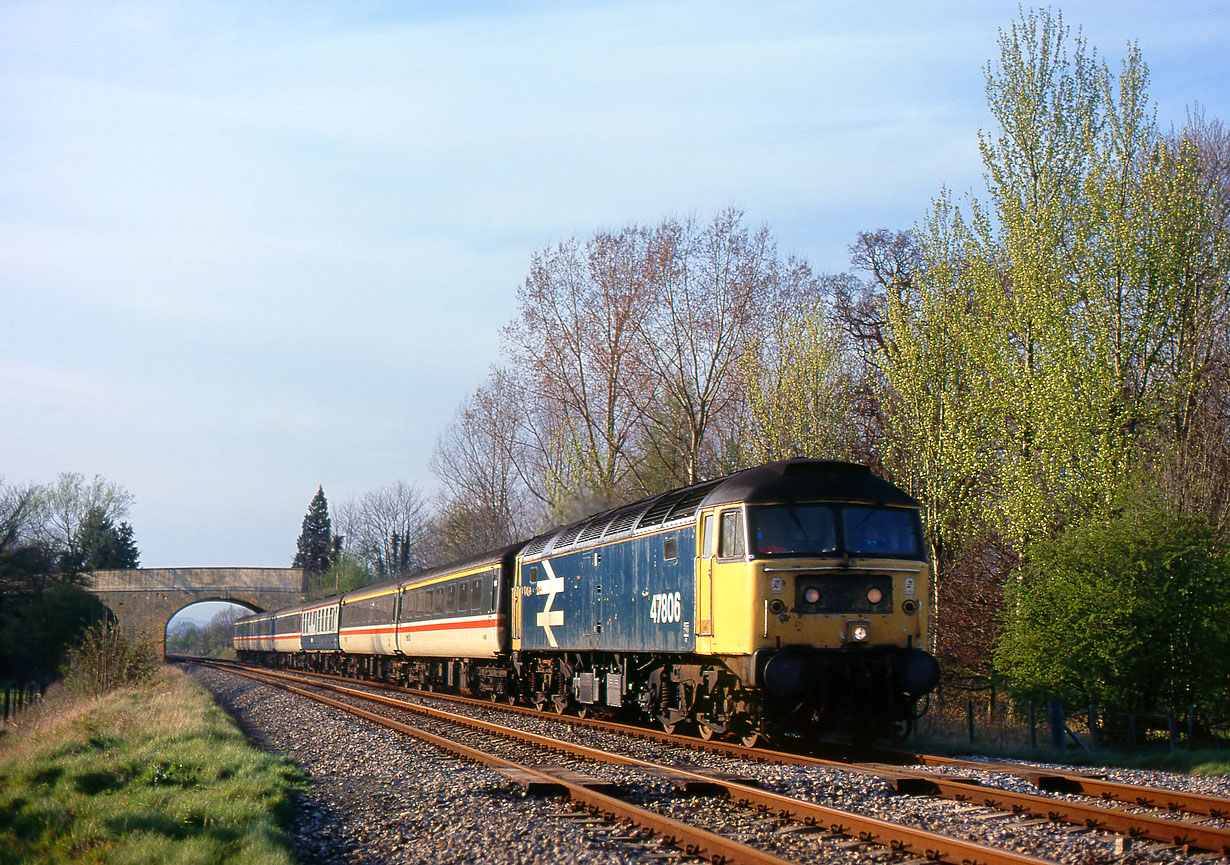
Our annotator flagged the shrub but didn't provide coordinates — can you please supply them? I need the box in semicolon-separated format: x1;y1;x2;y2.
61;620;158;696
994;492;1230;715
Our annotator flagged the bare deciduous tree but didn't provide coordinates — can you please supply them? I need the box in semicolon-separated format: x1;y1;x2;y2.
502;227;655;519
334;481;430;577
636;208;776;486
428;371;544;564
29;472;134;560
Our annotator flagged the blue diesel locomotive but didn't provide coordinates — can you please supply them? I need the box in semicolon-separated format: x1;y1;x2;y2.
235;459;940;742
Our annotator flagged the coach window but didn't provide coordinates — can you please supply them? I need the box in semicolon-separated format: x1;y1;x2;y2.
447;584;457;613
718;509;746;559
459;580;469;611
475;578;484;611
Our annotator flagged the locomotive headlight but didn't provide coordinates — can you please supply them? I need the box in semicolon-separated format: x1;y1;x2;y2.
866;587;883;605
846;619;870;642
803;587;821;605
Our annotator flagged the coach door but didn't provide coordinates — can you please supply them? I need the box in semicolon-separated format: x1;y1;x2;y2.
696;512;715;638
510;564;523;647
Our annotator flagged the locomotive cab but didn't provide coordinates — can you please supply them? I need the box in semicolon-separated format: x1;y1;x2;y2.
693;462;940;740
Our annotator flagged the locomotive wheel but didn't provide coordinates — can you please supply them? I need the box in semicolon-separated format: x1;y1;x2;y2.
575;706;589;719
552;700;566;715
698;722;717;741
735;717;762;748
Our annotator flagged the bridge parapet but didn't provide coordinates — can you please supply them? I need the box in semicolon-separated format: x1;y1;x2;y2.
90;567;306;595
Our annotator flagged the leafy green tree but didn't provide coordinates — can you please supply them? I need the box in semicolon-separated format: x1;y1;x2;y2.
995;488;1230;713
0;580;107;682
307;554;376;600
884;8;1222;550
64;505;140;573
292;486;334;576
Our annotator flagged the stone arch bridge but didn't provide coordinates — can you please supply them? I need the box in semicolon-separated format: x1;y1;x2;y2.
87;568;306;655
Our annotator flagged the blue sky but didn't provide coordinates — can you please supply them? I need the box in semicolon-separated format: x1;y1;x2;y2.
3;1;1228;568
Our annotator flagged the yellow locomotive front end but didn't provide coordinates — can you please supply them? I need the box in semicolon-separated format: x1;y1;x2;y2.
692;462;940;740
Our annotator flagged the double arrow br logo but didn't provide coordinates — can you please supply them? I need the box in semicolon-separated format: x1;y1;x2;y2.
534;560;564;648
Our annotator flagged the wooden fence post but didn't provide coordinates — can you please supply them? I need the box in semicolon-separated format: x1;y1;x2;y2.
1168;708;1178;752
967;699;975;743
1087;704;1098;752
1048;700;1065;750
1028;701;1037;750
1188;705;1196;749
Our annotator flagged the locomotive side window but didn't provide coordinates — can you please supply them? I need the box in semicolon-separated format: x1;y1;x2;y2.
701;513;716;558
718;509;746;559
663;534;678;561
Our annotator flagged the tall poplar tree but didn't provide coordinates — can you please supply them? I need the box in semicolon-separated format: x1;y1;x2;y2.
884;8;1217;551
293;486;333;576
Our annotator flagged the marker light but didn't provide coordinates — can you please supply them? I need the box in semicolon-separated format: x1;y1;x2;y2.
866;587;884;604
803;587;821;604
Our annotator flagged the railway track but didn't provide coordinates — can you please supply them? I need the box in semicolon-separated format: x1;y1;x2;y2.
187;659;1230;863
189;659;1230;849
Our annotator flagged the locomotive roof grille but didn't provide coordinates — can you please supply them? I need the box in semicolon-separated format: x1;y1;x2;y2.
635;492;680;528
577;514;613;543
521;535;550;557
552;523;585;549
664;479;721;521
603;507;641;538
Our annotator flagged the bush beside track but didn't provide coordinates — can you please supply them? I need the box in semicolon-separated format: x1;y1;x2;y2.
0;665;305;865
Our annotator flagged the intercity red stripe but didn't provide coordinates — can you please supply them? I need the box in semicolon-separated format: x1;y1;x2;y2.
342;616;504;638
402;615;502;632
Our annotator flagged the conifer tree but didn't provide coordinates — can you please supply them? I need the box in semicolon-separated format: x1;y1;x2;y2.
293;487;333;576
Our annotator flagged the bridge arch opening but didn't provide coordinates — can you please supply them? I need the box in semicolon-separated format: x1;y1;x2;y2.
165;599;259;659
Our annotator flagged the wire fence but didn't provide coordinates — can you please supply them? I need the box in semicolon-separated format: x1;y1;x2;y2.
1;682;46;724
915;689;1227;753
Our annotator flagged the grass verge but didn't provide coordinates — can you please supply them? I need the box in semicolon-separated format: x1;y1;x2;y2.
0;665;305;865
